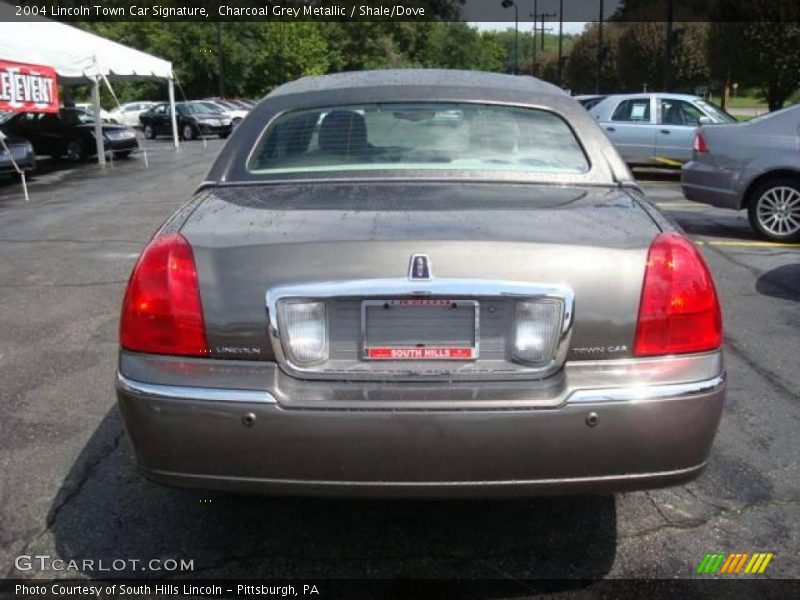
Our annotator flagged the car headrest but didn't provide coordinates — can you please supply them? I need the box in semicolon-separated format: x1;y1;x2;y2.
666;104;685;125
318;110;368;154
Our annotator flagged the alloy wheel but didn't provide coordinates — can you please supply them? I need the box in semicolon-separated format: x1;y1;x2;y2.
756;186;800;238
66;140;83;162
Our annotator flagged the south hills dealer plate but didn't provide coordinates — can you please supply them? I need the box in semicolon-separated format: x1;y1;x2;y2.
362;299;479;360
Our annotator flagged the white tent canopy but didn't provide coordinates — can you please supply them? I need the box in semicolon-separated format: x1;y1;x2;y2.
0;9;179;161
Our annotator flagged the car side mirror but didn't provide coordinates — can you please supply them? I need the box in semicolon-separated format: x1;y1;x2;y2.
697;116;712;125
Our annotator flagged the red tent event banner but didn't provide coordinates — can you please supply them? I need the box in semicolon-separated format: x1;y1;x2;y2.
0;59;59;113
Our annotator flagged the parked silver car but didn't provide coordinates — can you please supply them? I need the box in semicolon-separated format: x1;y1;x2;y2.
682;104;800;241
589;93;736;165
116;70;725;497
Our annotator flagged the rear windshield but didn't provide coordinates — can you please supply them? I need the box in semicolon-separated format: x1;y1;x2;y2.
247;103;589;176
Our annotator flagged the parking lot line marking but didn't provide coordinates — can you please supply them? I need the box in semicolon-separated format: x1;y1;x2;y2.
695;240;800;248
656;203;706;209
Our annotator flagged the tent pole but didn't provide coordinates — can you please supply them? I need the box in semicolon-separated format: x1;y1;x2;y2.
91;77;106;166
168;78;179;150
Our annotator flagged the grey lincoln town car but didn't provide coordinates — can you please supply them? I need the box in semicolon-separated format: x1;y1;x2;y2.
116;70;725;497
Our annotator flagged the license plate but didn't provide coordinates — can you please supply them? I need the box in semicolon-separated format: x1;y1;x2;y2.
362;299;478;360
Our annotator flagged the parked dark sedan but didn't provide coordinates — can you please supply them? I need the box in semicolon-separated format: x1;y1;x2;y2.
0;108;138;161
139;102;232;141
117;70;725;497
0;129;36;174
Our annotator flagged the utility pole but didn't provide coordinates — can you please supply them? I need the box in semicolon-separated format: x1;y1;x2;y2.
557;0;564;86
529;2;553;77
663;0;674;91
596;0;604;94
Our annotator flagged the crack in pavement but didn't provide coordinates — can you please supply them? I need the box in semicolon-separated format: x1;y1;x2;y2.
645;491;675;526
621;495;800;545
1;280;128;289
4;428;125;579
46;429;125;529
724;336;800;402
174;496;800;578
704;241;798;297
684;486;729;512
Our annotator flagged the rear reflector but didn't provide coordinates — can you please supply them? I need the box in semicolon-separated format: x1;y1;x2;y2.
120;233;208;357
693;131;709;153
634;233;722;356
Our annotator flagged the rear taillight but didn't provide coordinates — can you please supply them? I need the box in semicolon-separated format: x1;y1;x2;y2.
693;131;709;153
120;233;208;357
634;233;722;357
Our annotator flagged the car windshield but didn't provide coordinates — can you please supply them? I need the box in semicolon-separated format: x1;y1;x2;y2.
696;99;737;123
248;102;589;176
180;104;210;115
199;103;224;114
61;109;95;125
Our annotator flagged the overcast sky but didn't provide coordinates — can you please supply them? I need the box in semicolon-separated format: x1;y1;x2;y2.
471;22;588;35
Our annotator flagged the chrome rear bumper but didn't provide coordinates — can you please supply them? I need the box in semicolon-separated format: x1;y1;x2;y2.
117;352;725;497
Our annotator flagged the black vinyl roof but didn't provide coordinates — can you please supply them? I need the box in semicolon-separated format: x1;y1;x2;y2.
267;69;567;99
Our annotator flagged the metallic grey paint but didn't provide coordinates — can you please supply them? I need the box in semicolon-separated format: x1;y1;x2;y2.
117;70;724;496
682;104;800;211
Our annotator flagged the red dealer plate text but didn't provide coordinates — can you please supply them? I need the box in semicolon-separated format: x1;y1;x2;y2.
367;347;476;360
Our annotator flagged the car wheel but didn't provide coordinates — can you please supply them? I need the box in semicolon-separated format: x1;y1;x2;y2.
747;178;800;242
116;151;132;159
143;124;155;140
182;124;196;141
66;138;86;162
219;132;230;139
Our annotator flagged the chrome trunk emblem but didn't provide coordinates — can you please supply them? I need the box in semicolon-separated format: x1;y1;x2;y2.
408;254;432;280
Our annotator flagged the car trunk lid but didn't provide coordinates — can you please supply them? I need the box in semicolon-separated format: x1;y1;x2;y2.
180;182;660;377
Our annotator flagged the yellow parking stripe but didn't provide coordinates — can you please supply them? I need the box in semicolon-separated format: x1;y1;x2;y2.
653;156;684;167
695;240;800;248
656;202;707;209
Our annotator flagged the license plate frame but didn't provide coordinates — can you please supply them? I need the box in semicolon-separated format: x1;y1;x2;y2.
361;299;479;361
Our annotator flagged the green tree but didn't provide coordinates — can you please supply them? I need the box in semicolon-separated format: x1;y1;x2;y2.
419;23;503;72
565;23;623;94
616;21;708;92
708;1;800;110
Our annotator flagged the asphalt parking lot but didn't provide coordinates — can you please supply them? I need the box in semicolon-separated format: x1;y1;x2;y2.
1;138;798;587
